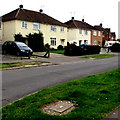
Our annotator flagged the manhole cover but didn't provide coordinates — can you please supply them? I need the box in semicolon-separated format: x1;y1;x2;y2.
41;100;76;115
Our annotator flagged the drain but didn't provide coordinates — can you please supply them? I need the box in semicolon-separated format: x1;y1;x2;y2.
41;100;77;115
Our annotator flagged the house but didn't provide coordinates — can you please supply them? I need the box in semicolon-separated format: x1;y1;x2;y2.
65;17;102;46
94;24;116;46
1;5;68;49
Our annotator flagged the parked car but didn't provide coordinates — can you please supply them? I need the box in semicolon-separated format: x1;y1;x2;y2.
2;41;33;57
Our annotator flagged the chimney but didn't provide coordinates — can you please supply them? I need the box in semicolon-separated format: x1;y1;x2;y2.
71;17;74;20
19;4;23;9
82;19;84;22
100;23;102;27
39;9;43;13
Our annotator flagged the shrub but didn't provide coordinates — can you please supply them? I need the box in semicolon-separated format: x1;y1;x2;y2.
14;33;25;43
64;44;101;56
26;31;44;52
64;44;84;56
110;43;120;52
57;45;63;50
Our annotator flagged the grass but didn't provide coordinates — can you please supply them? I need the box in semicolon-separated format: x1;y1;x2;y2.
1;69;120;120
50;50;64;54
80;54;117;59
0;61;50;69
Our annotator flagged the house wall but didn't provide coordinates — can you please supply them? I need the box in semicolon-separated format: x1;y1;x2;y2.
67;28;91;46
91;30;102;46
2;20;68;49
2;21;16;43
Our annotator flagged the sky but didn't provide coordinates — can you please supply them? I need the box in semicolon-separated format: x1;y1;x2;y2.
0;0;119;39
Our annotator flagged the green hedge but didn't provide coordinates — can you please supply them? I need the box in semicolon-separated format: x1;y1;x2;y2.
64;44;101;56
110;43;120;52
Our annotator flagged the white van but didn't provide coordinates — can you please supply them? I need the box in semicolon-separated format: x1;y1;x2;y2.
105;41;120;47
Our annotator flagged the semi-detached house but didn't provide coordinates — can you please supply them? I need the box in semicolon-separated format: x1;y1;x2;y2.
65;17;103;46
0;5;68;49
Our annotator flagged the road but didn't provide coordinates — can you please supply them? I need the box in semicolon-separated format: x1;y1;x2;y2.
2;56;118;106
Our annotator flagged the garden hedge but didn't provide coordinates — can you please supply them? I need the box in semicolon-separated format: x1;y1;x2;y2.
64;44;101;56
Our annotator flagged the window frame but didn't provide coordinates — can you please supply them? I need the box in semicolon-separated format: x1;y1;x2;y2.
51;25;57;32
50;38;56;46
98;31;101;36
22;21;27;29
93;30;97;36
33;23;40;30
60;27;64;32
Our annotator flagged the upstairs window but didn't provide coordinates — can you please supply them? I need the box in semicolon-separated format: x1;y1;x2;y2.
79;29;82;34
22;21;27;28
33;23;40;30
60;27;64;32
51;25;56;32
98;31;101;36
84;30;88;35
93;30;97;36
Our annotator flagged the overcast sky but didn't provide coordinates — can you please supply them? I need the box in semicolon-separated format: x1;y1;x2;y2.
0;0;119;38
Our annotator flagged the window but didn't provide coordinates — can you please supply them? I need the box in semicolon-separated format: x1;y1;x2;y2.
50;38;56;46
22;21;27;28
60;27;64;32
93;30;97;36
93;40;97;45
60;39;65;45
79;29;82;34
33;23;40;30
98;31;101;36
51;25;56;32
84;30;88;35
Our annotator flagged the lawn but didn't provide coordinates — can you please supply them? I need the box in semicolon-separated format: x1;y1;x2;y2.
1;69;120;120
0;61;50;69
50;50;64;54
80;54;117;59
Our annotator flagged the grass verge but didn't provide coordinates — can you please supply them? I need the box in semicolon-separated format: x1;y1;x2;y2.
1;69;120;120
80;54;117;59
0;61;50;69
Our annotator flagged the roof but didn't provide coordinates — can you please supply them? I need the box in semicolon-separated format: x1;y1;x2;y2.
2;7;67;27
65;19;99;30
94;25;108;34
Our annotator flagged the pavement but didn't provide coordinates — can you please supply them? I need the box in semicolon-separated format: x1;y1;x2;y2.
1;50;120;119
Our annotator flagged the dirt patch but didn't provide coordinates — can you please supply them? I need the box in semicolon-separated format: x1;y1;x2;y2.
41;100;77;115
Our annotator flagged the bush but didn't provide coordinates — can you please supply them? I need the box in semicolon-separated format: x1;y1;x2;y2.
64;44;101;56
14;33;25;43
26;32;44;52
57;45;63;50
64;44;84;56
110;43;120;52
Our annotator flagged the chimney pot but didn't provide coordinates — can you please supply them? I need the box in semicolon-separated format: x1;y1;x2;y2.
100;23;102;27
39;9;43;13
82;19;84;22
19;5;23;9
71;17;74;20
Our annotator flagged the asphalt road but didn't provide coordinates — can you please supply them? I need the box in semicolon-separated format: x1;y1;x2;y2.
2;56;118;106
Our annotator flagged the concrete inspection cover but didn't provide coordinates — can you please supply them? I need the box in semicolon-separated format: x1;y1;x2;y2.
41;100;76;115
